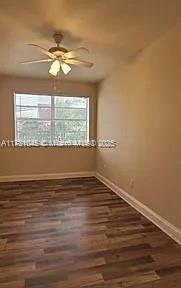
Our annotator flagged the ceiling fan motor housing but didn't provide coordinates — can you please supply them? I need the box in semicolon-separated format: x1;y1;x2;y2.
49;46;68;55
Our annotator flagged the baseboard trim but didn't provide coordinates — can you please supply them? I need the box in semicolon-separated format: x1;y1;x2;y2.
96;172;181;245
0;171;96;182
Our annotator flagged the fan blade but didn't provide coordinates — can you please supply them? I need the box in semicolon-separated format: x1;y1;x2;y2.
60;62;71;75
28;44;56;59
64;58;93;67
64;47;89;59
21;59;53;64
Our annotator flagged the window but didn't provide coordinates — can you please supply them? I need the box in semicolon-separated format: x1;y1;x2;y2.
14;94;89;145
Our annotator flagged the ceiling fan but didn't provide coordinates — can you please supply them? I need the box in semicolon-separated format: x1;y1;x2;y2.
21;32;93;76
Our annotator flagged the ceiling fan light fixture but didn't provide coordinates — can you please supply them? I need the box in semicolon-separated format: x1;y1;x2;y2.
49;59;60;76
61;62;71;75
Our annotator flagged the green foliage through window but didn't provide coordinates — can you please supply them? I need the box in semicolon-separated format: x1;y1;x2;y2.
15;94;89;144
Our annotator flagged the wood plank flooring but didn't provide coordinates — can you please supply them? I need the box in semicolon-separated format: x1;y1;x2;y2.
0;177;180;288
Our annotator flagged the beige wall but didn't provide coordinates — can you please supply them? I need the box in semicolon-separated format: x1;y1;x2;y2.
97;24;181;229
0;76;96;176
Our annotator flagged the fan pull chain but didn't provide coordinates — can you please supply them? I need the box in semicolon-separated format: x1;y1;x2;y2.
53;77;57;91
52;72;62;93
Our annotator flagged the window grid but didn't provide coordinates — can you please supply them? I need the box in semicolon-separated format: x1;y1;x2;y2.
14;94;89;144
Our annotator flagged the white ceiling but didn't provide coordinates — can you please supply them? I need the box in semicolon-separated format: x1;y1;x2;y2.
0;0;181;82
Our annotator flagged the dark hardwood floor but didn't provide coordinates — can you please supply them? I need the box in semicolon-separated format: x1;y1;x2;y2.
0;177;180;288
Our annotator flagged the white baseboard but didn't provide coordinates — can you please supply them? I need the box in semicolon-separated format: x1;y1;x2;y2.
96;172;181;245
0;171;96;182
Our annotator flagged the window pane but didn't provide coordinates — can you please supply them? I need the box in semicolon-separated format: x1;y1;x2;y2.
54;120;87;140
54;96;87;108
16;106;37;118
54;120;65;140
55;120;87;132
16;120;51;142
15;95;21;106
16;105;21;118
64;120;86;132
65;132;87;141
55;107;87;120
16;94;51;107
16;106;51;119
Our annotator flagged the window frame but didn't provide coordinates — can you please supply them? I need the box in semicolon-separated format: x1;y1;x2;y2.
14;93;90;146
